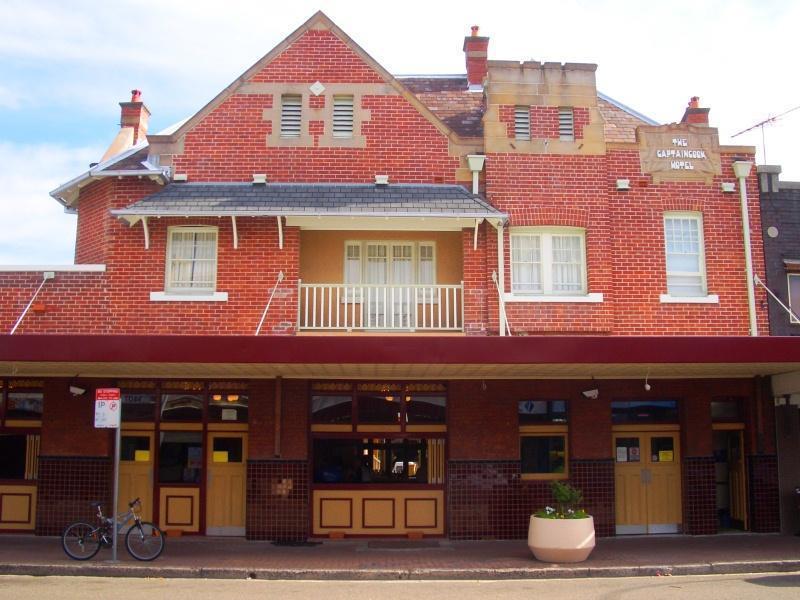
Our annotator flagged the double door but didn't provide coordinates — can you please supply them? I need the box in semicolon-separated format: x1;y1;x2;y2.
614;429;682;534
118;430;246;535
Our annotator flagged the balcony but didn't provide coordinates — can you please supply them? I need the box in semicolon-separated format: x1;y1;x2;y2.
298;282;464;332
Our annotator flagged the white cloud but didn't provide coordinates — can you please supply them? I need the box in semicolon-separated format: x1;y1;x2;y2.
0;142;99;264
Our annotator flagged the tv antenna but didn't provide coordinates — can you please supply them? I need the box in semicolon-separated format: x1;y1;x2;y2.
731;104;800;163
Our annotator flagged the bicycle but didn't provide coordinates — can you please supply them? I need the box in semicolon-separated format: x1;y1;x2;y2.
62;497;165;561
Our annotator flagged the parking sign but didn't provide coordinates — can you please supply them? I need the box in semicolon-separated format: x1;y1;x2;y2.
94;388;121;428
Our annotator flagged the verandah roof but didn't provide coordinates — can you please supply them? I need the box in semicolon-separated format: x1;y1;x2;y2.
2;335;800;380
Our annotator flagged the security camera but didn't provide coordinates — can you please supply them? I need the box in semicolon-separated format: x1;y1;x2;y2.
69;386;86;396
581;389;599;399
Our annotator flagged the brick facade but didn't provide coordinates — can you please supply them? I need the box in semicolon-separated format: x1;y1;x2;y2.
0;13;785;541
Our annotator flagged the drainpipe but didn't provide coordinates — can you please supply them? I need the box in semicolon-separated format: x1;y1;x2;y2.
496;223;506;336
732;160;757;336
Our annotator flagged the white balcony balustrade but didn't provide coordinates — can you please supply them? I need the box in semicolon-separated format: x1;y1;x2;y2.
298;281;464;332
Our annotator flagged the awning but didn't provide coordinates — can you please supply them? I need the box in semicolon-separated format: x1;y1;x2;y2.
2;335;800;380
110;182;508;230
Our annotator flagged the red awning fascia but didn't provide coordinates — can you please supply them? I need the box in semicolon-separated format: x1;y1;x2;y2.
1;335;799;366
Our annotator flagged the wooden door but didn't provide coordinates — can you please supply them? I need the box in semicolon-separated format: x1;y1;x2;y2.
118;431;154;521
206;432;247;536
728;430;748;529
646;433;682;533
614;430;682;534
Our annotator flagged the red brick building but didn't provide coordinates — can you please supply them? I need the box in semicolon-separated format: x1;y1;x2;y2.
0;12;794;540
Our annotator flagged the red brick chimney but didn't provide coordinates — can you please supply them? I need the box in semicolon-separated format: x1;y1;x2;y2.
680;96;709;126
119;89;150;144
463;26;489;90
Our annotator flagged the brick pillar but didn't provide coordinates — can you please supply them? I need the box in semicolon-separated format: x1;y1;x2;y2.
462;227;488;336
246;379;310;541
36;379;113;535
681;394;716;534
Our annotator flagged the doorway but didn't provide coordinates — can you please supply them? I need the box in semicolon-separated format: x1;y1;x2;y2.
614;428;682;534
118;431;154;521
206;432;247;536
713;427;748;531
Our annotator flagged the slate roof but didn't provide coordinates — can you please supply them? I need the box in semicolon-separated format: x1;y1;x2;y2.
597;95;657;143
112;183;506;218
400;76;485;138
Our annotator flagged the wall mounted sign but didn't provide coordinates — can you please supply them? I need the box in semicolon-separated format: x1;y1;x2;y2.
637;124;721;184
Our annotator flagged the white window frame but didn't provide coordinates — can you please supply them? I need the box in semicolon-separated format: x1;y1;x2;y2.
164;226;219;295
509;227;588;297
661;212;711;301
343;240;437;286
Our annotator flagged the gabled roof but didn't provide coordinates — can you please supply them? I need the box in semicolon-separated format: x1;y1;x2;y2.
110;183;506;221
49;143;167;208
149;11;463;147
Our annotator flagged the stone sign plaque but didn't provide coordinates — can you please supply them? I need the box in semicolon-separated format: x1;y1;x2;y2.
637;124;721;184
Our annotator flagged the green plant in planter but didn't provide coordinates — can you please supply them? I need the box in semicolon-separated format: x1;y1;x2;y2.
534;481;589;519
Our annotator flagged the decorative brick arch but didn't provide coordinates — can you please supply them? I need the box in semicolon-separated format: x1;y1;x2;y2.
506;206;590;228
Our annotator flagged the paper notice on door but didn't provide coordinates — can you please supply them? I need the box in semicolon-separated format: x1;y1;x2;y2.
616;447;628;462
134;450;150;462
659;450;674;462
213;451;229;463
629;447;640;462
221;409;237;421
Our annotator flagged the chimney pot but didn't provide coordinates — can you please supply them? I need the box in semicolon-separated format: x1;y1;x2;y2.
471;25;479;36
119;89;151;144
689;96;699;109
131;89;142;103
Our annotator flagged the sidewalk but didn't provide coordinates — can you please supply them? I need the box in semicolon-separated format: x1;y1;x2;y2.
1;533;799;580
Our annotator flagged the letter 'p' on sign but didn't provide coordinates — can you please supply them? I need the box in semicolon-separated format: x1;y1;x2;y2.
94;388;121;428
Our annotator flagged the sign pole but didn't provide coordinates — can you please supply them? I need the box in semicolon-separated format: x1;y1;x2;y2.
112;423;120;562
94;388;121;563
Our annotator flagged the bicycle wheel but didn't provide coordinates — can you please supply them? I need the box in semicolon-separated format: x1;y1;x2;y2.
62;522;102;560
125;521;165;561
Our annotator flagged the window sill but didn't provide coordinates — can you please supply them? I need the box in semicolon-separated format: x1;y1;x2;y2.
504;293;603;303
659;294;719;304
150;291;228;302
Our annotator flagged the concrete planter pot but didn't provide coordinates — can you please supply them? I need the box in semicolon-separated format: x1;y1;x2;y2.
528;515;595;563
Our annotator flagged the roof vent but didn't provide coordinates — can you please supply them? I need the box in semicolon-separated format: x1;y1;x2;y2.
253;174;267;185
375;175;389;186
514;106;530;141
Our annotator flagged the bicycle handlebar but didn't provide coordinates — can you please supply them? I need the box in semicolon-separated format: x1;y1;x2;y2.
128;497;141;508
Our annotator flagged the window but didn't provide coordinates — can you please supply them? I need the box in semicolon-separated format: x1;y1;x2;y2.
514;105;531;140
332;95;354;138
510;228;586;295
312;437;442;484
0;434;39;480
121;392;156;422
160;393;203;422
280;94;302;138
788;273;800;323
558;107;575;141
611;400;678;424
158;431;202;484
519;400;568;479
664;213;706;297
208;393;248;423
344;241;436;286
166;227;218;293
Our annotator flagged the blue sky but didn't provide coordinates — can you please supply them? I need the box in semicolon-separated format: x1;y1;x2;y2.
1;0;798;264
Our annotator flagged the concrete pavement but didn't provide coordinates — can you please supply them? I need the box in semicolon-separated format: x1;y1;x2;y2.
0;533;799;580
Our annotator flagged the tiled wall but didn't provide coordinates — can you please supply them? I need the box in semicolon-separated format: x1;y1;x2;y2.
748;454;780;532
36;456;112;536
682;456;717;535
246;459;309;541
447;459;614;540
